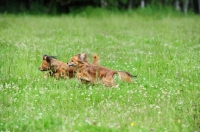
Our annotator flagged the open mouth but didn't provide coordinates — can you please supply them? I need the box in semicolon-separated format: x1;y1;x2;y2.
67;63;74;67
38;68;47;71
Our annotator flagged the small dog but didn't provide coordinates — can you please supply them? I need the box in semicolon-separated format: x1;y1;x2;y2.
38;54;76;79
67;54;137;87
38;54;100;79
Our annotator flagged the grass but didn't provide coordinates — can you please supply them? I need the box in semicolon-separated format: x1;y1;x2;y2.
0;11;200;132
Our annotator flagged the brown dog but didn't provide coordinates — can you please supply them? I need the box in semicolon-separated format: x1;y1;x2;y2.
38;54;76;79
38;54;100;79
67;54;137;87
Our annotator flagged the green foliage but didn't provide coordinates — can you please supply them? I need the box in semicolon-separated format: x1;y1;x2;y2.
69;6;121;17
133;5;184;18
0;0;199;14
0;13;200;131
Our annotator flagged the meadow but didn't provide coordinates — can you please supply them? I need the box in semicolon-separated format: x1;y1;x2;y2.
0;11;200;132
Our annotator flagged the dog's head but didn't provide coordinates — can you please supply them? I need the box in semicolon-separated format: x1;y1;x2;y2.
67;54;88;67
38;54;56;71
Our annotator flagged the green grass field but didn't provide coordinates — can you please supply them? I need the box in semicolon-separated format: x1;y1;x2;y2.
0;11;200;132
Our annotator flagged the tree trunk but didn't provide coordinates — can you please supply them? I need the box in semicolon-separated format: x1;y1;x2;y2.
100;0;107;8
141;0;145;8
183;0;189;14
198;0;200;14
127;0;133;10
115;1;119;8
175;0;181;11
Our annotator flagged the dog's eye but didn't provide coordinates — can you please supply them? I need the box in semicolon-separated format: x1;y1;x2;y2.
71;60;73;62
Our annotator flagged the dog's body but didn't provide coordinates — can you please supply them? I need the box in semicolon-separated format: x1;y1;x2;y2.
67;54;136;87
38;54;100;79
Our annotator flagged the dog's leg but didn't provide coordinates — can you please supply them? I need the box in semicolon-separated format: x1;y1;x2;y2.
77;71;94;84
60;70;68;79
54;73;60;79
102;75;116;87
44;72;50;78
44;71;53;78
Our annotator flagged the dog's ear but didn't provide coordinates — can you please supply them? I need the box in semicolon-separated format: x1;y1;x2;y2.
77;54;87;62
43;54;48;60
45;56;51;63
43;54;55;63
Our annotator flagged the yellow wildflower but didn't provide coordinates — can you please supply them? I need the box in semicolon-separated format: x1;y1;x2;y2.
131;122;134;126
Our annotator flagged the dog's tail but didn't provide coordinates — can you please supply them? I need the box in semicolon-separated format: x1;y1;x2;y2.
92;54;100;65
117;71;137;82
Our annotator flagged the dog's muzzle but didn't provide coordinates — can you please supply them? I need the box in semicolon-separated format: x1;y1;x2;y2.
67;63;74;67
38;68;45;71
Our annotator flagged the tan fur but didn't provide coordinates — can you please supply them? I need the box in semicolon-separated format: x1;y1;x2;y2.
92;54;100;65
67;54;136;87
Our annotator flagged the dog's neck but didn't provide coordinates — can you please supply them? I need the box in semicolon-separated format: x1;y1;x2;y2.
76;62;89;71
49;59;61;73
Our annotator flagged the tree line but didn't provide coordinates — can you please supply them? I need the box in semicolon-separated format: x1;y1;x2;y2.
0;0;200;14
